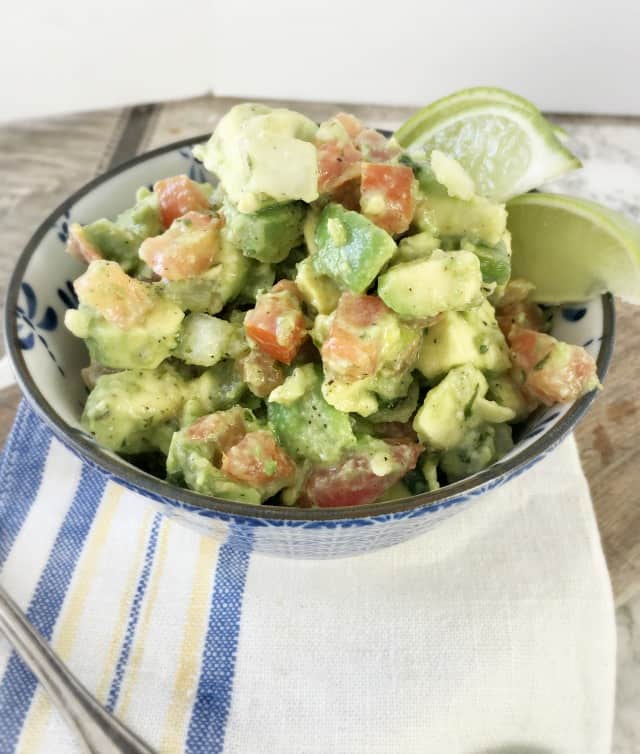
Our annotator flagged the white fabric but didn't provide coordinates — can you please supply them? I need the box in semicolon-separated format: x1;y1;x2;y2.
226;436;616;754
0;402;616;754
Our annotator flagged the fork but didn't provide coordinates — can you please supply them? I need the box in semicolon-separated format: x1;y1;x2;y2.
0;584;155;754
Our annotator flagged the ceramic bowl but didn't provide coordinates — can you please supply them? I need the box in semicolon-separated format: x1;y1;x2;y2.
4;136;615;558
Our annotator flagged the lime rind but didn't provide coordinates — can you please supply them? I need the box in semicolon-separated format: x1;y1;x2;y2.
394;86;545;145
393;88;581;202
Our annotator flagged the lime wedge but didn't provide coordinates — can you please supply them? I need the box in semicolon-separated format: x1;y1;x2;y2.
552;124;570;143
394;87;581;202
507;192;640;303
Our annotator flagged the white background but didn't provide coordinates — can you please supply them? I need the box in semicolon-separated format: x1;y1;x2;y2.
2;0;640;121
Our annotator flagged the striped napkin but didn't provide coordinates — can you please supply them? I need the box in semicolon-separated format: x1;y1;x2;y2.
0;402;616;754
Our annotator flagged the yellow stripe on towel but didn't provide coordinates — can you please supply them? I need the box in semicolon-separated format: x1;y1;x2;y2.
159;536;220;753
115;519;172;719
95;506;156;704
17;483;123;754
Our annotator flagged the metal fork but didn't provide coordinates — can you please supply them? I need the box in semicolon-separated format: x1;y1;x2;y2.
0;584;155;754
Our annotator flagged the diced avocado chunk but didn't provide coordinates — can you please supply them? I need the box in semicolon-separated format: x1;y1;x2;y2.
166;416;262;505
411;159;448;198
81;360;245;456
377;481;412;502
119;186;165;237
321;379;380;418
414;194;507;246
487;373;533;422
65;296;184;370
173;313;247;367
378;249;483;319
321;369;415;419
313;203;396;293
303;207;320;254
159;239;250;314
181;360;246;427
268;365;356;464
222;199;306;263
168;448;262;503
167;406;293;504
268;364;317;405
295;257;340;314
412;364;514;451
193;103;319;213
82;221;141;274
394;231;440;264
440;423;513;482
461;236;511;286
313;304;421;417
421;454;441;491
82;187;163;274
368;380;420;423
82;364;187;455
430;150;475;200
233;260;275;305
417;298;510;380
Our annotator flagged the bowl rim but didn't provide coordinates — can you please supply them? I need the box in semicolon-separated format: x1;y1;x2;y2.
3;134;616;522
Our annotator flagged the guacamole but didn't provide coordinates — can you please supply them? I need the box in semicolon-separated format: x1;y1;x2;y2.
65;102;600;508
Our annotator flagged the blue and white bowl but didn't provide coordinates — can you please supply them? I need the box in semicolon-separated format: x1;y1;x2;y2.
3;136;615;558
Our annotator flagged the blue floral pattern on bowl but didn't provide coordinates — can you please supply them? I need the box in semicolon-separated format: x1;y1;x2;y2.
4;135;615;559
16;282;64;376
561;306;588;322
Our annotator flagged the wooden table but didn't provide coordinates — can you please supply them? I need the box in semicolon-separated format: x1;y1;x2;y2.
1;96;638;605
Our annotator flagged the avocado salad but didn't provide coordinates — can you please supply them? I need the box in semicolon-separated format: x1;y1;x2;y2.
64;102;600;508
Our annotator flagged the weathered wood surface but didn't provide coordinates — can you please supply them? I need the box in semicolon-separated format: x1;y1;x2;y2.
0;95;638;604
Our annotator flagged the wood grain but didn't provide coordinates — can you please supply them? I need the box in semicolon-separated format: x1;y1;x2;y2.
0;108;128;314
1;95;638;605
574;301;640;605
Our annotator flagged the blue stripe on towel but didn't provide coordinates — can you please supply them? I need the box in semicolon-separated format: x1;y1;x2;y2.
106;512;163;713
0;462;107;753
0;403;53;570
185;530;253;754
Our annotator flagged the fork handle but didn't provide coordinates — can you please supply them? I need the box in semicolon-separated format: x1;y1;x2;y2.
0;584;155;754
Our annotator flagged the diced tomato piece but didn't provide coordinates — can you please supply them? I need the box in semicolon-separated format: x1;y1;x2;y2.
238;348;285;398
321;293;389;381
338;290;388;328
186;407;247;450
222;430;296;486
360;163;415;234
495;279;546;338
496;278;536;308
74;260;154;329
271;279;303;299
244;281;307;364
334;112;363;139
497;300;546;339
509;328;599;405
67;223;102;264
138;211;219;281
301;441;422;508
509;328;548;372
316;139;362;194
154;174;210;228
322;328;378;381
355;128;401;162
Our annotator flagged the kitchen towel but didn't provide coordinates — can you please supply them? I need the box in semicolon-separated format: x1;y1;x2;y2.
0;402;616;754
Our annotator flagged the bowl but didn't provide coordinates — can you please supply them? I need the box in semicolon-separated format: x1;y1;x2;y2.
3;135;615;558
